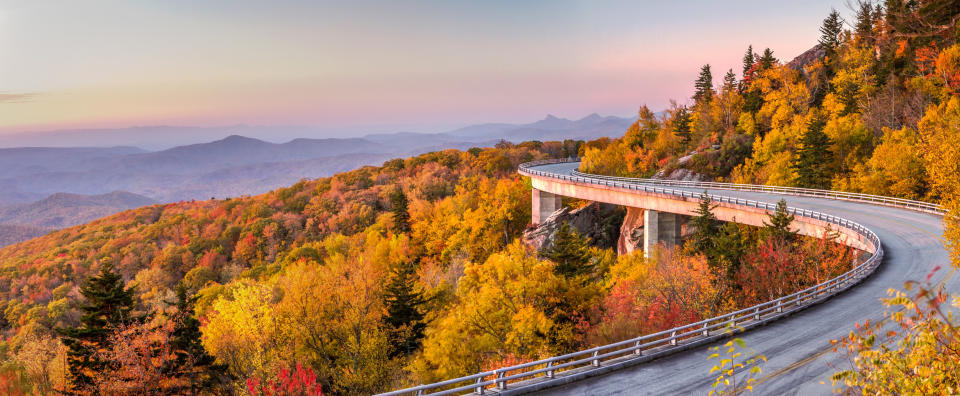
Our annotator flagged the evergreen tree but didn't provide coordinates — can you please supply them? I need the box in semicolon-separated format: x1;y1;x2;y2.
686;192;747;299
541;221;593;278
855;1;876;46
819;9;844;57
742;45;755;80
389;188;411;233
722;69;738;93
792;114;834;189
712;222;748;287
58;262;142;393
166;283;231;394
763;199;797;243
758;48;777;70
686;192;721;257
693;64;715;105
384;261;427;357
673;106;693;145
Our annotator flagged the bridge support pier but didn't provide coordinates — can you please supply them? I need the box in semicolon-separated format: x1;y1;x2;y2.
643;209;683;257
532;188;562;225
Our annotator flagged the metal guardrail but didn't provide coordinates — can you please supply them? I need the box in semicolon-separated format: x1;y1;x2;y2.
379;158;943;396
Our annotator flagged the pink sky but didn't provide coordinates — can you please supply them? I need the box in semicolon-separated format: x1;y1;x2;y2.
0;1;848;136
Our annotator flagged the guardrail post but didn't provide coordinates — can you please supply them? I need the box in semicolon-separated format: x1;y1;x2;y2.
702;322;709;336
670;331;678;346
474;377;484;394
776;300;783;313
545;361;555;379
417;389;426;396
592;351;600;367
496;370;507;390
754;307;761;321
634;340;643;355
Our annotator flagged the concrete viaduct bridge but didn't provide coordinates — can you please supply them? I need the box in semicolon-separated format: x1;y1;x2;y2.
382;158;948;396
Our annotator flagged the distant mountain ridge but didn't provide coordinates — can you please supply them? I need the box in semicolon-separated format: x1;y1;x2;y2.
0;191;157;229
0;113;634;150
0;113;635;241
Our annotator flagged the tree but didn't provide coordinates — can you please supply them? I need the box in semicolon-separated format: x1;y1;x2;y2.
384;261;427;358
389;188;411;233
758;48;777;70
687;192;721;257
722;69;738;94
58;262;142;393
819;9;844;58
854;1;876;46
763;199;797;243
673;106;693;145
541;222;593;278
792;114;834;189
742;45;755;80
166;284;231;394
694;64;715;105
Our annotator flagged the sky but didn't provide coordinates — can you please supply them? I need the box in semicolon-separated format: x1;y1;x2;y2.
0;0;849;137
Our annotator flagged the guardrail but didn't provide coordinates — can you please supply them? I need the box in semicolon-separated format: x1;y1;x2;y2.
379;158;942;396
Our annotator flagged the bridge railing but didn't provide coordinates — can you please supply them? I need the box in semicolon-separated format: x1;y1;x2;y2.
377;157;940;396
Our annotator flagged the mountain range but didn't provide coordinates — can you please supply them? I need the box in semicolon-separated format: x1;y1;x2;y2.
0;113;635;246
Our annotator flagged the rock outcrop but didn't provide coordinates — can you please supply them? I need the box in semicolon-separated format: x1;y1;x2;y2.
524;202;624;251
617;207;645;256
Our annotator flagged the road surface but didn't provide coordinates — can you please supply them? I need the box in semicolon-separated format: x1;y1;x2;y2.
526;162;949;395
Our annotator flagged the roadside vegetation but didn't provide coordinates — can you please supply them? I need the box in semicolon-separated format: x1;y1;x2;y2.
0;1;956;395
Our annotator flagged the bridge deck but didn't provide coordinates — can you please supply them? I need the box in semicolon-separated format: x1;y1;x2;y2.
522;162;947;395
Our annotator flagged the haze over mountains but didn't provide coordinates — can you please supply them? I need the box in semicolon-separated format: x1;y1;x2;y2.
0;113;634;150
0;113;634;246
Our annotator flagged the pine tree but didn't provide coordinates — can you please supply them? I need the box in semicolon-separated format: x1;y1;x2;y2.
384;261;426;357
389;188;411;233
58;262;142;393
693;64;715;105
722;69;738;94
673;106;693;145
166;283;231;393
763;199;797;243
686;192;721;258
758;48;777;70
541;221;593;278
819;9;844;57
855;1;876;46
792;114;834;189
742;45;755;80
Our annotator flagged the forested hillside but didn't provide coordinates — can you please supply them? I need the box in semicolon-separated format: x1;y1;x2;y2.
0;1;958;395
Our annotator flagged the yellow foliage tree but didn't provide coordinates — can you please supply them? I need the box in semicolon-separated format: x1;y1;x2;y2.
413;241;601;381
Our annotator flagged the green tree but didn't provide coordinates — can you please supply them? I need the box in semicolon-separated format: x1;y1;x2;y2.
389;188;411;233
722;69;738;93
166;283;231;394
384;261;427;358
694;64;715;105
763;199;797;243
819;9;844;58
758;48;777;70
58;262;142;393
687;192;721;258
673;106;693;145
541;222;593;278
712;222;749;290
742;45;755;80
854;1;876;46
792;114;834;189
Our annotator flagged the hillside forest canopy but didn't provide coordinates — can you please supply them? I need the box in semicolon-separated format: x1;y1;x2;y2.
0;1;959;395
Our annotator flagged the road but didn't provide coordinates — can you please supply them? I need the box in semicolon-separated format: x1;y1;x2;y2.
526;162;949;395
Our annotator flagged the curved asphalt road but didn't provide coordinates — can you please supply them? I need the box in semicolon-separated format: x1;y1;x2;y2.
526;162;950;395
